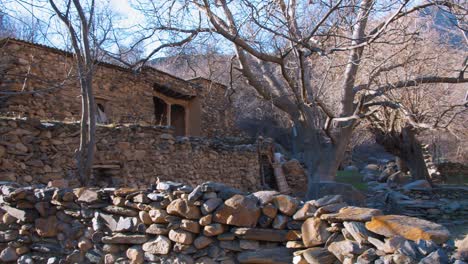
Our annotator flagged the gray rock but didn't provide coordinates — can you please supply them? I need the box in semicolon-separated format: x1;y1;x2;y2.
0;230;18;242
102;233;148;244
201;198;223;215
147;193;165;202
115;217;135;232
403;180;431;190
77;189;100;203
343;221;373;245
396;240;420;260
17;255;34;264
188;186;203;202
30;242;65;254
0;247;18;262
85;249;102;263
142;236;171;255
416;239;438;256
194;236;214;249
157;181;183;192
357;248;379;264
272;214;288;229
96;213;118;232
0;204;38;222
327;240;368;263
251;190;280;205
419;249;448;264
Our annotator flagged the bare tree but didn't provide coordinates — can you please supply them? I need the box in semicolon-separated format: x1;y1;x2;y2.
133;0;467;198
44;0;116;185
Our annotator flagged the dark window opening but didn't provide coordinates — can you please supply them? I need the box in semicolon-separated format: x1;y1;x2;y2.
153;97;168;125
96;103;108;124
171;104;185;136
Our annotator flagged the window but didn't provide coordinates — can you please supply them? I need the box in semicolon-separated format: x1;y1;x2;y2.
96;103;108;124
153;96;168;125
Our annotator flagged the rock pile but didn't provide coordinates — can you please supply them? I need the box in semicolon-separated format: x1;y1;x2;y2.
0;181;464;264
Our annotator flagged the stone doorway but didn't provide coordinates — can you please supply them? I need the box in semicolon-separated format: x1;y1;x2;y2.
171;104;186;136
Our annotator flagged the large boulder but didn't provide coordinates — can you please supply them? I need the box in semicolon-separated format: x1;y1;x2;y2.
301;217;331;247
166;199;201;220
365;215;450;244
213;195;260;227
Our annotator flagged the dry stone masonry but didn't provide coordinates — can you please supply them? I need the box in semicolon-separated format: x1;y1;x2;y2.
0;181;464;264
0;117;260;191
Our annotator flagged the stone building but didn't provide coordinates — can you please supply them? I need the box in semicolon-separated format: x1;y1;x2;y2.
0;38;242;137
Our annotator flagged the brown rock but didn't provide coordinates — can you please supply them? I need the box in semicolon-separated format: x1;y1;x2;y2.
301;247;337;264
315;202;347;217
199;214;212;226
251;190;280;205
166;199;201;220
77;189;100;203
273;195;299;216
138;211;152;225
203;223;225;237
168;229;195;245
262;203;278;219
181;219;200;234
127;246;144;264
145;224;169;235
149;209;168;224
213;195;260;227
78;238;93;252
321;206;382;222
237;247;294;264
35;216;58;237
301;217;331;247
142;236;171;255
293;203;317;220
365;215;450;244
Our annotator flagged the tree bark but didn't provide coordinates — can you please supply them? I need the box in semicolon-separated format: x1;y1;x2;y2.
374;126;431;183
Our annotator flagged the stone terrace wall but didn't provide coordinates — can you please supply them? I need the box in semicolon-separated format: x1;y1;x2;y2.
0;181;460;264
387;186;468;225
0;118;260;191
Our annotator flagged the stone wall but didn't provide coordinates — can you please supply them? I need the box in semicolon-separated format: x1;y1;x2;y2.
0;117;260;191
387;186;468;225
0;181;460;264
0;38;242;137
190;78;244;138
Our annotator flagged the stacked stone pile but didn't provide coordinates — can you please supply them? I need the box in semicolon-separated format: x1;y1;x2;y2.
0;181;464;264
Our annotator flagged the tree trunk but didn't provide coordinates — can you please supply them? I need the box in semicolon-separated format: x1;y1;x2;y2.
84;75;96;186
374;126;431;183
293;120;351;199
